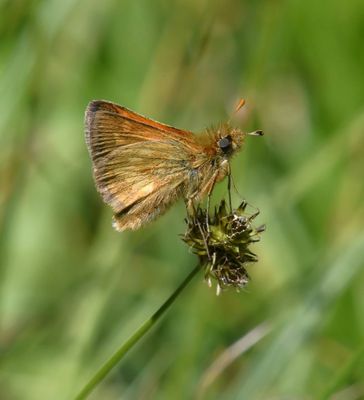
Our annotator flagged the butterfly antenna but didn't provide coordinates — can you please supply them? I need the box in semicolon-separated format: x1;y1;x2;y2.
227;98;246;125
247;130;264;136
230;173;243;201
235;98;246;114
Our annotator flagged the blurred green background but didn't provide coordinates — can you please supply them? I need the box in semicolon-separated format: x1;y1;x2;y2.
1;0;364;399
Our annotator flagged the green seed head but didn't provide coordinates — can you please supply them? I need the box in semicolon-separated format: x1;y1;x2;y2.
183;200;265;294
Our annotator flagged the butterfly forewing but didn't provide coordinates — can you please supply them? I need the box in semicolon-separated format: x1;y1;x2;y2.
85;100;200;230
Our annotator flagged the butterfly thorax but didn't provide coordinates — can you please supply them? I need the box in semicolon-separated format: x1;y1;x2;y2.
183;125;245;203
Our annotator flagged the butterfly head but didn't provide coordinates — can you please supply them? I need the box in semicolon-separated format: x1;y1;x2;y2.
215;125;263;159
217;128;243;157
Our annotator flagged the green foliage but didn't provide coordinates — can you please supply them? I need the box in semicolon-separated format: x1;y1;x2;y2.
1;1;364;399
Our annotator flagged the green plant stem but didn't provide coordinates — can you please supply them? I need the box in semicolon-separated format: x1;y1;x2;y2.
74;265;201;400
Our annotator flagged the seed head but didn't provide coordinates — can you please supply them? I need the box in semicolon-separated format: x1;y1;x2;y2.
183;200;265;294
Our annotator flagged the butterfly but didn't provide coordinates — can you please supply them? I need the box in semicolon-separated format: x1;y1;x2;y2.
85;99;262;231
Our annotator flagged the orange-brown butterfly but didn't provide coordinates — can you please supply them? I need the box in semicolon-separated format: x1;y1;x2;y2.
85;99;262;231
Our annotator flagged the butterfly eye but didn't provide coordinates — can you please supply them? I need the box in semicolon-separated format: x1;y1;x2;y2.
218;135;232;153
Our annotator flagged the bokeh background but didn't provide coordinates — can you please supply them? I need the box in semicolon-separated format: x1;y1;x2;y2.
1;1;364;399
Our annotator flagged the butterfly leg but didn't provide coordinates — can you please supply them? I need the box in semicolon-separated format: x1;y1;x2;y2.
227;172;232;213
186;198;196;220
219;160;232;212
203;170;220;233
